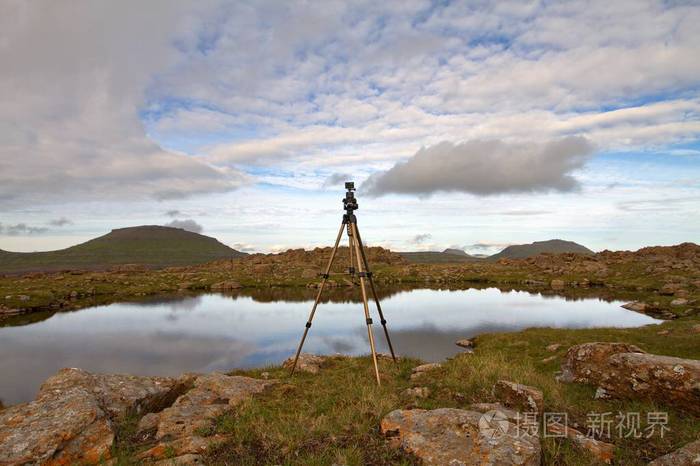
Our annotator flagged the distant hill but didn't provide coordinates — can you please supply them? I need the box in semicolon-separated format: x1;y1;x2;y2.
443;248;470;257
488;239;593;260
0;225;247;274
399;250;479;264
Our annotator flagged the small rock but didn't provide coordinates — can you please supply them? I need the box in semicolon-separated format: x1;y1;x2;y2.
69;290;78;298
671;298;689;306
657;329;670;335
455;338;474;349
260;371;270;379
541;355;558;364
648;439;700;466
493;380;544;413
381;408;540;465
282;353;326;374
403;387;430;398
691;324;700;334
546;343;563;352
18;294;30;301
409;363;441;380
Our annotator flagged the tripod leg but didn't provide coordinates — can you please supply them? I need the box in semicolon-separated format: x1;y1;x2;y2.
350;222;381;386
347;224;355;279
353;223;397;363
289;220;345;376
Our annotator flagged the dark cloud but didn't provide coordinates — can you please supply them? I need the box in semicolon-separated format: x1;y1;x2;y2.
48;217;72;226
322;173;352;189
363;137;594;196
165;210;182;217
0;223;49;235
411;233;432;244
164;219;203;234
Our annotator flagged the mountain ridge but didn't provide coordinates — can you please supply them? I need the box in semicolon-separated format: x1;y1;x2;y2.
488;239;593;260
0;225;246;274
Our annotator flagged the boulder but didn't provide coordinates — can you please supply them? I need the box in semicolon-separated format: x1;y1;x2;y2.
0;368;187;465
139;373;276;461
282;353;326;374
671;298;689;306
381;408;540;465
622;301;647;312
546;343;563;352
648;439;700;466
493;380;544;413
559;343;700;415
557;342;645;384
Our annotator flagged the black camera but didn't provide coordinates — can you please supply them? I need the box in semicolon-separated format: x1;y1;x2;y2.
343;181;358;213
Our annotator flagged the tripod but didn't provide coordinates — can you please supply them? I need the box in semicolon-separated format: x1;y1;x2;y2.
288;182;397;385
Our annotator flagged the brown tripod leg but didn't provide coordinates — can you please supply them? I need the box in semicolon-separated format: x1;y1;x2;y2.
350;222;381;385
353;224;397;363
289;220;345;376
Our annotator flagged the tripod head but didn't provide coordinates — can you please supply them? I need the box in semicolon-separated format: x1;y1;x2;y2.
343;181;358;220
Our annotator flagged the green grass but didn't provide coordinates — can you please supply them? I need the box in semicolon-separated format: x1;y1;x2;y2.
198;319;698;465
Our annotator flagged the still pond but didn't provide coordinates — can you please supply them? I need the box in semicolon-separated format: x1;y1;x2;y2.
0;287;660;405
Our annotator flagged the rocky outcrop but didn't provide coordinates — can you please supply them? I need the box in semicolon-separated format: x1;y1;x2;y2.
138;373;276;462
557;342;645;384
559;343;700;414
493;380;544;413
648;439;700;466
0;368;188;465
282;353;326;374
381;408;540;465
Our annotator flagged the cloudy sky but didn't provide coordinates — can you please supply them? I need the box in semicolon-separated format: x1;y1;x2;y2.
1;0;698;255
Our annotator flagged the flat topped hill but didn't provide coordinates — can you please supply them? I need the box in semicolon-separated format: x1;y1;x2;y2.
489;239;593;260
399;250;479;264
0;225;246;274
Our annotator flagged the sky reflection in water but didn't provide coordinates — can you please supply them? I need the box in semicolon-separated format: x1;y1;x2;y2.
0;287;660;404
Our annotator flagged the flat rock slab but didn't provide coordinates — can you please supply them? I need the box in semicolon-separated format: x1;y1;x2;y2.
381;408;540;466
140;373;276;461
649;439;700;466
0;368;186;465
559;342;700;415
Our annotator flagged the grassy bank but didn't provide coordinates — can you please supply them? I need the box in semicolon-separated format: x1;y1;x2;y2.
110;316;700;465
2;244;698;321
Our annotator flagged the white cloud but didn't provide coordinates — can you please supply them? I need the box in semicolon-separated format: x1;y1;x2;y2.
0;1;244;208
363;137;594;196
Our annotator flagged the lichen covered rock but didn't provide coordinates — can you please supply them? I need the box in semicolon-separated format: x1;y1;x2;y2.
381;408;540;466
0;368;186;465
